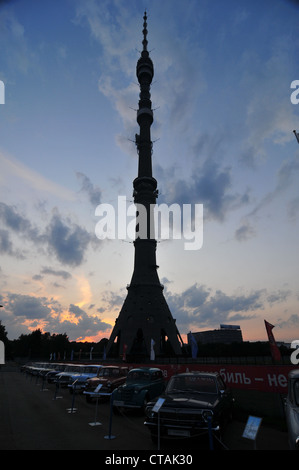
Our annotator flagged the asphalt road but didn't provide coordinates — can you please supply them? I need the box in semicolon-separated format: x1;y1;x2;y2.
0;365;291;454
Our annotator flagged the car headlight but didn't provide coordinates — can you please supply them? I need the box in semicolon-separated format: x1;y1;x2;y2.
145;407;154;418
202;410;213;422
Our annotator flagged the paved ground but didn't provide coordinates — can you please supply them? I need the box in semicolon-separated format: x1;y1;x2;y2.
0;365;291;454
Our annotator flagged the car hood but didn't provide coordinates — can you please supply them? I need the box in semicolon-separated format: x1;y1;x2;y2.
121;382;149;391
92;377;110;384
160;392;220;410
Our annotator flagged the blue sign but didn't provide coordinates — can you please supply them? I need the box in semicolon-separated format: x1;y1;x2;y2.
242;416;262;441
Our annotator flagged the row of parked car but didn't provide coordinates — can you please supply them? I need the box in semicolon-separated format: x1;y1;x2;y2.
21;361;235;443
21;361;299;448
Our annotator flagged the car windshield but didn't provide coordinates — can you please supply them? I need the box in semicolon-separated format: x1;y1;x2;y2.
99;368;115;377
83;366;99;373
64;366;83;373
127;370;150;382
167;375;217;394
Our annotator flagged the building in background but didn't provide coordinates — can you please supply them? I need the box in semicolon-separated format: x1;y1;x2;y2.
192;325;243;345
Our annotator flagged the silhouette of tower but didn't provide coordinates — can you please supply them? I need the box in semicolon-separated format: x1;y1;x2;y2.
106;12;183;360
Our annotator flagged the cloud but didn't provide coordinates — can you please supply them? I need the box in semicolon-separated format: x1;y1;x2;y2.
0;229;25;258
2;293;111;341
46;211;93;267
0;202;41;259
0;202;38;240
235;221;256;242
157;157;250;222
0;152;75;202
267;289;292;306
0;7;32;74
59;303;111;340
164;284;266;332
0;202;98;267
246;158;299;221
6;293;52;319
277;313;299;329
76;172;102;206
40;266;72;280
101;289;125;309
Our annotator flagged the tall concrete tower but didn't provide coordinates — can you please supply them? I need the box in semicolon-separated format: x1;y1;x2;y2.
106;12;183;360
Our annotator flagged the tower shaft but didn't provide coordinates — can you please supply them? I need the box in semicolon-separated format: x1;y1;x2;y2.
106;12;183;360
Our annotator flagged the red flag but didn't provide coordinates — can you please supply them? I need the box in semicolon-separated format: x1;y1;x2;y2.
264;320;281;362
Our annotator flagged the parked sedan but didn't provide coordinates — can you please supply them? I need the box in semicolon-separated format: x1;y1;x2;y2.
285;369;299;450
84;366;128;402
46;363;70;383
113;367;165;413
55;364;86;387
68;365;103;393
144;371;234;442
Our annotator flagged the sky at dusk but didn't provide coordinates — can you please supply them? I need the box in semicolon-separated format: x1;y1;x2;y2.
1;0;299;345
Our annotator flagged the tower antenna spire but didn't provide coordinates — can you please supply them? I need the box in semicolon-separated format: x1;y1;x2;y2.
142;10;148;52
106;12;183;360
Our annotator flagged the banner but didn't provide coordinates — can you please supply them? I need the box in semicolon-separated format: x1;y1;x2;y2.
150;339;155;361
187;332;198;359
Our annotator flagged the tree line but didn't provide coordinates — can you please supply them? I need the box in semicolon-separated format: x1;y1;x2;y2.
0;320;290;362
0;321;107;361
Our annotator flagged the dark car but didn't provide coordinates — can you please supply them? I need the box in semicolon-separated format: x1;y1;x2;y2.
113;367;166;413
144;371;234;442
46;363;70;383
285;369;299;449
84;366;128;402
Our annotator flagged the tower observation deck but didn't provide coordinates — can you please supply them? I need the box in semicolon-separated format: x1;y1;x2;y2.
106;12;183;360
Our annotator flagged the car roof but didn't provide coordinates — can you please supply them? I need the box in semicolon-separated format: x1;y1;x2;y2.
101;365;126;369
129;367;162;373
289;369;299;379
171;371;220;378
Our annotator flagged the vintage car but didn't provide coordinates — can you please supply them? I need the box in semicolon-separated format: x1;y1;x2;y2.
23;362;53;376
113;367;165;413
55;364;101;388
144;371;234;442
54;364;85;387
84;366;128;402
46;363;70;383
68;365;103;393
285;369;299;449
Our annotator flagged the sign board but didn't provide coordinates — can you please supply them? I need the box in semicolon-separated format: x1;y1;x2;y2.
242;416;262;441
152;397;165;413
